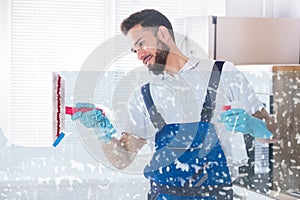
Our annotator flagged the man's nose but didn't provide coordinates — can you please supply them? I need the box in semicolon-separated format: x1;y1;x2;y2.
136;48;146;61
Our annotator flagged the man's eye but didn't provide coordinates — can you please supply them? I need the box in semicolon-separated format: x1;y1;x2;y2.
138;41;144;48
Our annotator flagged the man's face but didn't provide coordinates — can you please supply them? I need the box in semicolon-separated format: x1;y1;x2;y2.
127;25;170;75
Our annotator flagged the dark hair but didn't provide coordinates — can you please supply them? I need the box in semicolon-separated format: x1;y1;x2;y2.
120;9;175;42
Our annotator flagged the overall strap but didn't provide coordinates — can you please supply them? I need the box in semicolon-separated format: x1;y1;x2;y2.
200;61;225;122
141;60;225;128
141;83;166;130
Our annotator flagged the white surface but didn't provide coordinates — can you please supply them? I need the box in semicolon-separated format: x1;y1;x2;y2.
0;127;149;200
233;185;275;200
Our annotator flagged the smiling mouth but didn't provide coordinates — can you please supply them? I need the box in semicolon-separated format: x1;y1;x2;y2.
143;55;153;65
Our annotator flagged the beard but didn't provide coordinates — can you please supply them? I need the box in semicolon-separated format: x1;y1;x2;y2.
148;39;170;75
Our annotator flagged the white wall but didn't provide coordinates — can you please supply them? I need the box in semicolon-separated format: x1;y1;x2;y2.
273;0;300;18
225;0;300;18
225;0;267;17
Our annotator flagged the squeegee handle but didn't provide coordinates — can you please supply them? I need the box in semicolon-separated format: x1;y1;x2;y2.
65;106;105;116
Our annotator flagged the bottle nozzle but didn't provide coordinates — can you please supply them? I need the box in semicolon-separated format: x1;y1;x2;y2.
222;105;231;111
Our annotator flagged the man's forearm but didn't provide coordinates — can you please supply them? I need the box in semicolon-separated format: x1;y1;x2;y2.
100;137;137;170
252;108;279;143
100;133;146;170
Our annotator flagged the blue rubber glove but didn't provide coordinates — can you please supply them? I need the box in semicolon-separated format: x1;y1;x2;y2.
71;103;116;142
219;108;272;139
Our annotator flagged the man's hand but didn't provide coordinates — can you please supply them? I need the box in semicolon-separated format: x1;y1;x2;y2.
219;108;273;139
71;103;116;142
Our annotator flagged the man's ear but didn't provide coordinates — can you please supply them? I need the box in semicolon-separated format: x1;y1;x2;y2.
157;26;170;42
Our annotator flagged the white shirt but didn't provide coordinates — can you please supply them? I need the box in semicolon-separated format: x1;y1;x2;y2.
126;57;264;178
127;57;263;137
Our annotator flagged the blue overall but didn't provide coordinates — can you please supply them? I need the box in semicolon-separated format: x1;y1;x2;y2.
141;61;233;200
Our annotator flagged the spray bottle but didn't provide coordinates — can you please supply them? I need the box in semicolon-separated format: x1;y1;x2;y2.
220;104;248;180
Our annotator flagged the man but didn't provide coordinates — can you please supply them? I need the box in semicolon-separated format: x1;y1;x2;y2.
72;9;278;200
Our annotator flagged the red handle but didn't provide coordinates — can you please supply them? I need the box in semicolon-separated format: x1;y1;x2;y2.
222;105;231;111
65;106;105;116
